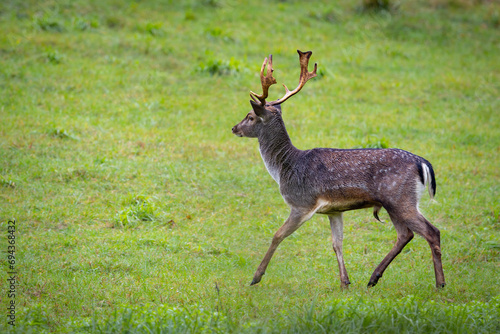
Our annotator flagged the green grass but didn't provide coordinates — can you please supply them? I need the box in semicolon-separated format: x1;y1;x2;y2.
0;0;499;332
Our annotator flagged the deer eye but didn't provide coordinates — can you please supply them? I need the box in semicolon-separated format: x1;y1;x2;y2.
248;116;254;121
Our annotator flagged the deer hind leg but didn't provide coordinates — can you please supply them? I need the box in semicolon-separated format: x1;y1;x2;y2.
406;212;446;289
368;211;414;288
368;208;445;289
328;213;350;288
250;208;314;286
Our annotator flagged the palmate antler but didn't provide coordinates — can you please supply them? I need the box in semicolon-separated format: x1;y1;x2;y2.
250;55;277;105
250;50;318;106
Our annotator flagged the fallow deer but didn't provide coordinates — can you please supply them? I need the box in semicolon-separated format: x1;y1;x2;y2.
232;50;445;289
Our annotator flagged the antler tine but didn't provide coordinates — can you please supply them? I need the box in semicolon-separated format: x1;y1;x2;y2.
250;55;277;105
269;50;317;106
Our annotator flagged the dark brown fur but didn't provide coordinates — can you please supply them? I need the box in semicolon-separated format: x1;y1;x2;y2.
232;51;445;289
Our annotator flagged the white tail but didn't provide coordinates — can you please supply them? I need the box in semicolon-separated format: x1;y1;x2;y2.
422;162;436;200
232;50;445;289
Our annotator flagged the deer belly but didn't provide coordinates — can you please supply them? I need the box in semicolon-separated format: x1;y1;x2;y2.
314;191;378;214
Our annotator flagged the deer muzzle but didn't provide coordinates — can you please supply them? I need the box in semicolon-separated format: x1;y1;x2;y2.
232;125;243;137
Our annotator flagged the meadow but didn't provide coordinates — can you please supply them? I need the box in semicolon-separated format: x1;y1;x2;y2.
0;0;499;332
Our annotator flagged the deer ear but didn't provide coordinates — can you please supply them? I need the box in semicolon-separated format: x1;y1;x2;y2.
250;100;269;118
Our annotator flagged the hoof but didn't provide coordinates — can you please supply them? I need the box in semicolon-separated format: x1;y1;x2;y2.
368;273;382;288
437;282;446;289
250;277;261;286
340;281;351;289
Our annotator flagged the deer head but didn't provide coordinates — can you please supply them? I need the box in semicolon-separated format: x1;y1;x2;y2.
232;50;317;138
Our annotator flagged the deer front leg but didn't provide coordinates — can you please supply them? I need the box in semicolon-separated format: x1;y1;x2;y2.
328;213;350;288
251;208;313;286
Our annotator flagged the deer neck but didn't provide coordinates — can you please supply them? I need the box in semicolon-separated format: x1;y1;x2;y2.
257;116;300;185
